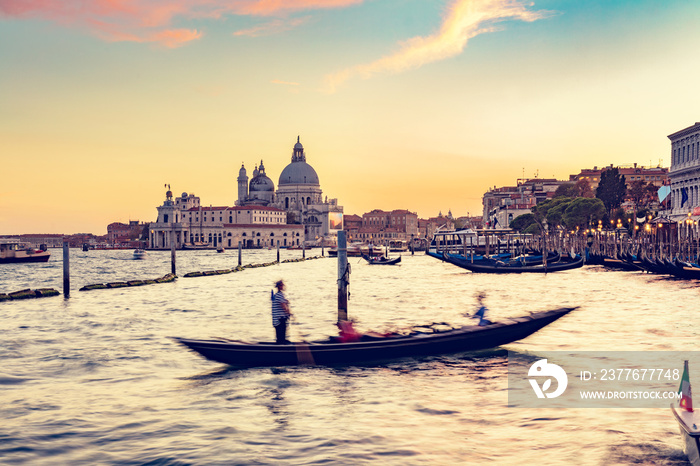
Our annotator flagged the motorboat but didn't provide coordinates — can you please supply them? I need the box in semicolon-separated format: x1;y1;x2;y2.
0;240;50;264
133;249;147;259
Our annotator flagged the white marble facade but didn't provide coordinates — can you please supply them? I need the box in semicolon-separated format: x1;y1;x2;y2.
668;122;700;219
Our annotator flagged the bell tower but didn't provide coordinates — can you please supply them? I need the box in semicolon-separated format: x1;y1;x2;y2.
236;163;248;206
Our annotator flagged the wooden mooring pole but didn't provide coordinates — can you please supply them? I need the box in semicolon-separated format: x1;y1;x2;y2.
337;231;348;322
62;240;70;298
238;241;242;266
170;229;176;275
277;241;280;262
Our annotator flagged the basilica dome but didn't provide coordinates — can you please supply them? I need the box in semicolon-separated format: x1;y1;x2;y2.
249;160;275;193
250;173;274;192
279;137;320;186
279;161;319;186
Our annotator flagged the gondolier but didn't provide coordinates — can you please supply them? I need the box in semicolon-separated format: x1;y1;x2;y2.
271;280;292;344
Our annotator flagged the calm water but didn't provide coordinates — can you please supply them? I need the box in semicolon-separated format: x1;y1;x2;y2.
1;249;699;465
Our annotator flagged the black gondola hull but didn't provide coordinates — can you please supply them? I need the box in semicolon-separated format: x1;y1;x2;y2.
175;307;576;367
442;255;583;274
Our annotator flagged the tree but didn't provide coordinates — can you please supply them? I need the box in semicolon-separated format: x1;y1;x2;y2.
553;183;577;199
627;180;646;207
532;197;573;229
561;197;606;230
596;167;627;214
644;182;659;206
510;213;536;231
554;180;594;199
574;179;594;198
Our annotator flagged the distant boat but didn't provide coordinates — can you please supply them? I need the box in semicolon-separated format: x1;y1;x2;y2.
182;242;213;250
388;240;409;252
362;254;401;265
328;243;382;257
133;249;147;259
0;240;51;264
217;246;225;253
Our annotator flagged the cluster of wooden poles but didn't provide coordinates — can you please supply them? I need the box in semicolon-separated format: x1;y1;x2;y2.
432;223;700;264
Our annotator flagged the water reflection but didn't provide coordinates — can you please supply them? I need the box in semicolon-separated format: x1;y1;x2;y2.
2;251;700;464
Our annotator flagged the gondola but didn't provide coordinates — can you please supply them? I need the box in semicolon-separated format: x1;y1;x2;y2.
361;254;401;265
175;307;577;367
443;251;557;267
668;259;700;280
442;253;583;274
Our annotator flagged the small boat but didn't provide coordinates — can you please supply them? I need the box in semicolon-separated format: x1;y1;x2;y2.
182;242;214;250
217;246;225;253
328;243;382;257
0;240;51;264
361;254;401;265
388;240;409;252
174;307;576;368
671;361;700;465
133;249;147;259
443;253;583;273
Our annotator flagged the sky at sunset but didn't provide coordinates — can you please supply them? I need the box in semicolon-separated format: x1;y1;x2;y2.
2;0;700;234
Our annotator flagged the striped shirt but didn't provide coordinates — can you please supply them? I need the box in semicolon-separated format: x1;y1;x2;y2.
271;291;289;326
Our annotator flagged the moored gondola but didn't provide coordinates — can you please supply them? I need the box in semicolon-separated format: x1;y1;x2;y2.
442;253;583;274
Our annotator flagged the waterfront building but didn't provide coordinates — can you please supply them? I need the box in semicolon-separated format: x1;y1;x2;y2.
149;188;303;250
455;216;484;229
421;214;455;240
483;178;566;228
342;214;363;241
570;164;667;192
346;209;419;244
107;221;147;246
668;122;700;220
13;234;65;248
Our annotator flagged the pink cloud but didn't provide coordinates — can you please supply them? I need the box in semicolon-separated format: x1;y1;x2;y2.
0;0;362;47
323;0;552;92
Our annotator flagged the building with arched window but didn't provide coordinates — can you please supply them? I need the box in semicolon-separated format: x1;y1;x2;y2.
149;188;303;249
668;122;700;220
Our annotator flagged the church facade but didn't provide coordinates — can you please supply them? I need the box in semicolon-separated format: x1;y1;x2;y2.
148;137;343;249
237;137;344;243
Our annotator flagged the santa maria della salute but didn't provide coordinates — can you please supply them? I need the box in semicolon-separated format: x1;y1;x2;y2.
148;137;344;250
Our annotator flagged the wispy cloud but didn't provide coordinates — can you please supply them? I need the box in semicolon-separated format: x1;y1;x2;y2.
0;0;362;47
323;0;550;93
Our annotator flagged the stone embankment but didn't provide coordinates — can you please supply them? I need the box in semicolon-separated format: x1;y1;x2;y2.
79;273;177;291
2;256;326;300
183;256;324;278
0;288;60;301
